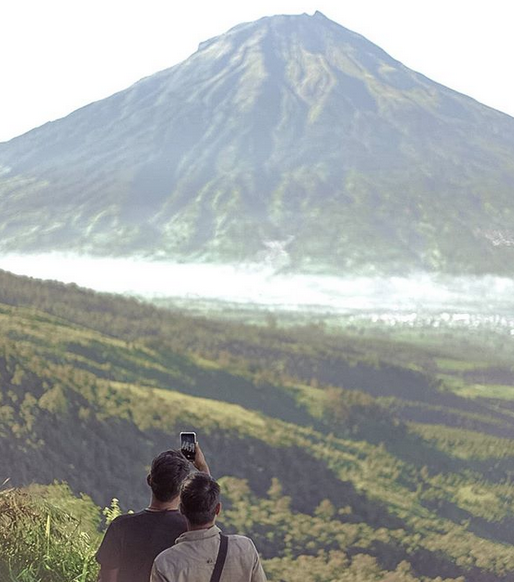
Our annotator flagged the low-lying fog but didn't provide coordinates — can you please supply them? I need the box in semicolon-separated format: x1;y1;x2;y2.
1;253;513;323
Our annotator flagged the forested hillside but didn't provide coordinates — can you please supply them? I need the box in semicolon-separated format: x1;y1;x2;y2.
1;269;513;581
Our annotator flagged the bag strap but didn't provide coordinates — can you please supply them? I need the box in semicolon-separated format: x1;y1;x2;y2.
210;534;228;582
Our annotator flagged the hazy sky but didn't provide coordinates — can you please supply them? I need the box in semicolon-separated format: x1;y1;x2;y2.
1;0;513;142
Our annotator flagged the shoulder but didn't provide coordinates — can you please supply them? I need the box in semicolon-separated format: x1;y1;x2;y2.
153;545;182;573
114;510;147;522
227;534;256;544
107;510;147;530
96;511;148;565
226;534;259;554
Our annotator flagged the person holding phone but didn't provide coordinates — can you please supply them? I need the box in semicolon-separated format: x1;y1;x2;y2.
151;472;267;582
96;437;209;582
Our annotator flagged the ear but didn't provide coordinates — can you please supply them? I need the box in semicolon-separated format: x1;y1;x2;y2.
215;502;222;516
146;474;151;486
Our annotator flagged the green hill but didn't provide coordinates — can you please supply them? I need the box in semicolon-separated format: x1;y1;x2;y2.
0;269;513;581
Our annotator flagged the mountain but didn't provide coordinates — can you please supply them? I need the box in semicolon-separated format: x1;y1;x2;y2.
1;12;514;274
1;269;514;582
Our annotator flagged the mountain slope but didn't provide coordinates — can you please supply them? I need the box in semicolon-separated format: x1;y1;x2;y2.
1;11;514;274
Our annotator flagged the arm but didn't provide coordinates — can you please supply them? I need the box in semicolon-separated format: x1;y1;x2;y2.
95;518;121;582
193;441;210;475
251;556;267;582
250;541;267;582
150;563;169;582
98;566;119;582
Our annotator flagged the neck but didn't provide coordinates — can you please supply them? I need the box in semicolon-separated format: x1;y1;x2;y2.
147;494;179;512
187;520;215;532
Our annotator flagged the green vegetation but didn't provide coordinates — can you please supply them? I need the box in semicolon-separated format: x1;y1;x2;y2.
0;269;513;581
0;483;100;582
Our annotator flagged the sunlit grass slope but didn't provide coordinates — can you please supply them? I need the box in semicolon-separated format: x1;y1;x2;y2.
0;269;513;581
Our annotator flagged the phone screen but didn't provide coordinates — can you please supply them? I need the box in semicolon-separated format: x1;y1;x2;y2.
180;432;196;461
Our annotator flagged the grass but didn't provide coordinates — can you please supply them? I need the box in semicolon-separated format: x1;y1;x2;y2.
409;423;514;460
453;383;514;400
438;374;514;400
434;358;487;372
0;485;100;582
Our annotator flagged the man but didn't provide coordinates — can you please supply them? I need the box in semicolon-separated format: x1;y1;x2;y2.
151;472;267;582
96;444;210;582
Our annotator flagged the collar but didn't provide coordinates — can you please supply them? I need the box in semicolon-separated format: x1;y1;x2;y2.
176;525;221;544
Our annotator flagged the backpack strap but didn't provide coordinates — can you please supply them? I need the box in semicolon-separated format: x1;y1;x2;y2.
210;534;228;582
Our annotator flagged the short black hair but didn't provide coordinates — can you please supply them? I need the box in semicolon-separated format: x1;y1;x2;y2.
148;450;191;502
179;472;220;526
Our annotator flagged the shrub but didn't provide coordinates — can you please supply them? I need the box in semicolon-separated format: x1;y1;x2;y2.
0;485;100;582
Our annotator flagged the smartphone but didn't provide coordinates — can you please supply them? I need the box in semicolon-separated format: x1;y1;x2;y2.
180;431;196;461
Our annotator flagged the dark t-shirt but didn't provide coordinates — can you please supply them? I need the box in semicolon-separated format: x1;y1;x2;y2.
96;509;187;582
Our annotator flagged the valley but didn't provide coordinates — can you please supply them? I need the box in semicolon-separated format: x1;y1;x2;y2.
1;9;514;581
0;269;513;581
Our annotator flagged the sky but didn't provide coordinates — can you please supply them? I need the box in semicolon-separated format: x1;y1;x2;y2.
0;0;513;143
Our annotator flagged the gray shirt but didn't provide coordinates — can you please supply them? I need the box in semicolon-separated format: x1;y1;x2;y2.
151;525;267;582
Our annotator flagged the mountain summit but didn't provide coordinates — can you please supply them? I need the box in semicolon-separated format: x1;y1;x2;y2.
1;12;514;274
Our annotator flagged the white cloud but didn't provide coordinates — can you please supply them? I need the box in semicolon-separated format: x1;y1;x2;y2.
0;253;513;315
